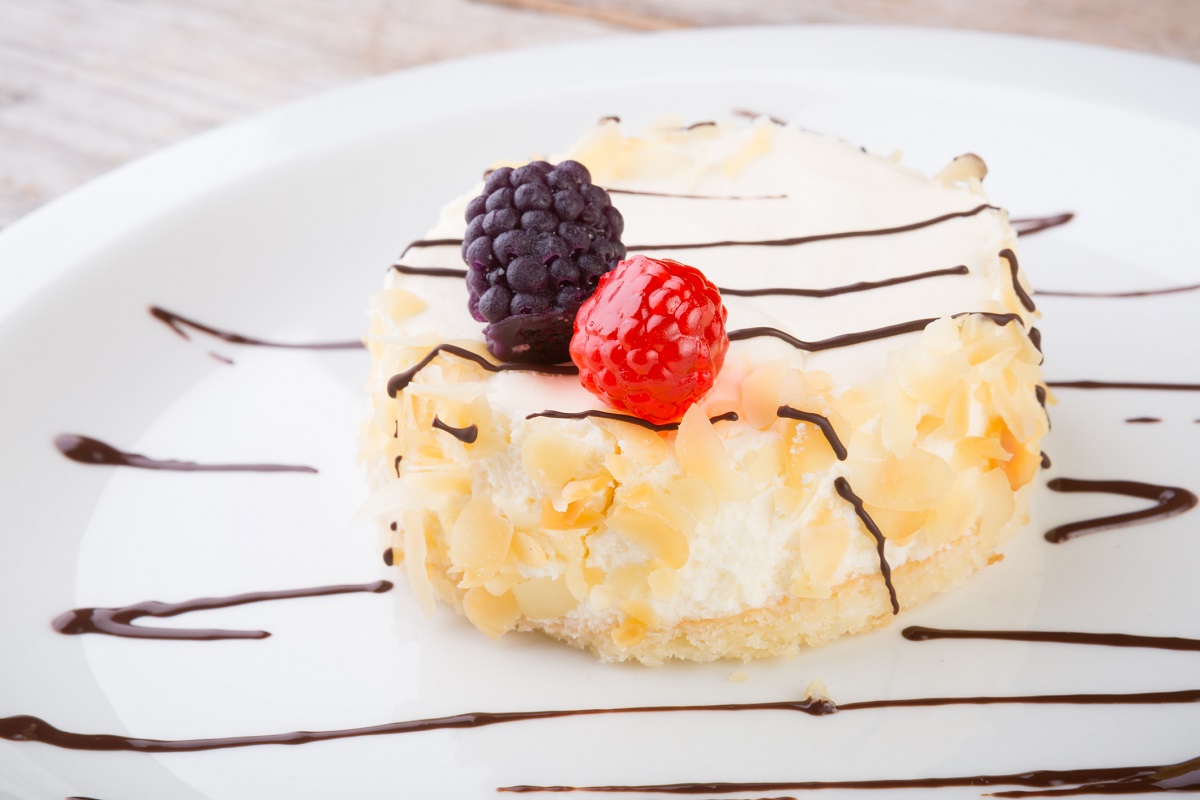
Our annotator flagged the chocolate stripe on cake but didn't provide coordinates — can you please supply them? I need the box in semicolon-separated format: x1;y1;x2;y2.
1010;211;1074;236
525;409;738;433
497;754;1200;795
54;434;318;474
391;264;468;278
728;311;1021;354
1047;380;1200;391
52;581;391;641
5;689;1197;753
397;237;462;258
391;263;972;300
387;344;578;397
999;249;1036;312
432;416;478;444
630;204;999;251
903;626;1200;652
775;407;847;461
1044;478;1197;543
1037;281;1200;298
605;187;788;200
719;265;969;298
833;477;899;614
150;307;362;350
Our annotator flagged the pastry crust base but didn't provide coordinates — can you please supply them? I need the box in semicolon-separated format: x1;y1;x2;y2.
522;484;1030;665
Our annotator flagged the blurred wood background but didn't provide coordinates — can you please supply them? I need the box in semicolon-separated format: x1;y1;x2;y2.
1;0;1197;228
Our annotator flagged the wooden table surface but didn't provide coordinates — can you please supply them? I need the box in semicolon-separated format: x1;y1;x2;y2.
1;0;1197;229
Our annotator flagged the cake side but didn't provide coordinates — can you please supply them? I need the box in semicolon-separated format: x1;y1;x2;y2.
360;118;1048;663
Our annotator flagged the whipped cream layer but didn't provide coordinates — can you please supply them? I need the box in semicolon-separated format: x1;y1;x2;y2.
362;118;1046;658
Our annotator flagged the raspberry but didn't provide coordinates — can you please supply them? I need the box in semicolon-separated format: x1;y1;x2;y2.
462;159;625;364
569;255;729;424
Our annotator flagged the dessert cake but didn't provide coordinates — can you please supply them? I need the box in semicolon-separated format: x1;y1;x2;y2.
360;117;1048;664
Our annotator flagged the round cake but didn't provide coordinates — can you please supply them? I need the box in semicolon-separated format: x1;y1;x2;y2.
360;117;1048;664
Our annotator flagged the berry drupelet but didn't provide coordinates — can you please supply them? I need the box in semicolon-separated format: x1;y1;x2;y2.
462;160;625;364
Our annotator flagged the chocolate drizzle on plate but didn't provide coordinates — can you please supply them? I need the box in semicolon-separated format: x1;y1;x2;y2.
775;406;847;461
4;688;1197;754
1047;380;1200;392
1010;211;1075;236
1036;281;1200;298
525;409;738;433
432;416;478;444
833;477;899;614
51;581;392;641
149;307;362;351
54;434;318;474
1040;451;1052;469
719;265;969;298
1044;478;1198;543
387;344;577;397
631;204;998;252
1126;417;1162;424
902;625;1200;652
497;754;1200;795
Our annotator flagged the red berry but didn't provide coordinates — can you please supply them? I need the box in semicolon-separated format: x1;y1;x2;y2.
569;255;729;424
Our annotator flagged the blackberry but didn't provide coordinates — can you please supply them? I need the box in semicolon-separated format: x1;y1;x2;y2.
462;159;626;364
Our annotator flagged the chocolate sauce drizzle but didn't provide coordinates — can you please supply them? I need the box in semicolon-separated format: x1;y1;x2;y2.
719;265;969;298
387;344;577;397
1036;281;1200;298
397;237;462;258
382;548;395;566
149;307;362;351
432;416;478;444
630;204;998;252
1010;212;1075;236
999;249;1036;312
902;625;1200;652
497;754;1200;795
1044;478;1198;543
606;187;788;201
54;434;318;474
1040;451;1052;469
524;409;738;433
391;264;467;278
51;581;392;641
1126;417;1162;424
832;477;899;614
728;311;1020;354
4;689;1197;754
775;406;847;461
1047;380;1200;392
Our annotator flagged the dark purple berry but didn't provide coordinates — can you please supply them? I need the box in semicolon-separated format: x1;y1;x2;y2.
461;158;625;363
514;183;552;211
465;195;486;221
511;163;549;186
553;189;584;221
482;208;519;236
507;256;547;294
465;237;495;270
485;188;514;211
478;285;512;323
581;184;610;209
558;222;592;254
521;210;558;234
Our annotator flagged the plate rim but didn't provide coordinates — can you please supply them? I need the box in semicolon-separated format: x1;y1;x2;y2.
2;23;1200;325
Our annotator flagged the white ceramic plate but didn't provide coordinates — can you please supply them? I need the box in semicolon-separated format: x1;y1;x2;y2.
2;26;1199;800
